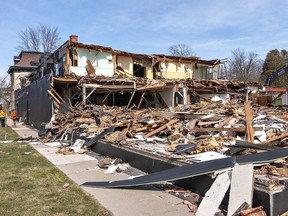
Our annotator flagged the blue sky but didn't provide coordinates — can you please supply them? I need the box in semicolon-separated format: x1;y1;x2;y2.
1;0;288;76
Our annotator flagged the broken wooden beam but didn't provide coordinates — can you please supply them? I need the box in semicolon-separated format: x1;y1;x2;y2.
244;101;254;143
216;116;233;128
259;132;288;145
189;126;263;133
144;119;178;138
86;59;96;77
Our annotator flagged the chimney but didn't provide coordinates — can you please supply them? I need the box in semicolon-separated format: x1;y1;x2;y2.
70;35;78;43
14;56;20;65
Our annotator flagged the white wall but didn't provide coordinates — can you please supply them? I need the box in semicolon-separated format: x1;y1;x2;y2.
70;48;114;76
158;87;174;107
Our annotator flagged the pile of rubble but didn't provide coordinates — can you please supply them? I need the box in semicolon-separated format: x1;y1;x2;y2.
38;98;288;215
40;99;288;160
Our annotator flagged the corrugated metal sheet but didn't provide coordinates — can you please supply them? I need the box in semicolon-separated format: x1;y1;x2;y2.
16;76;52;129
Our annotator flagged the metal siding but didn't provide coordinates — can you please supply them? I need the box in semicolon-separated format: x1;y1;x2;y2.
28;76;52;128
16;76;52;129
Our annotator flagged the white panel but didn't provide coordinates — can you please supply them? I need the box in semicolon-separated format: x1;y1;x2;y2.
75;48;114;76
196;172;231;216
70;66;87;76
227;164;254;216
158;87;174;107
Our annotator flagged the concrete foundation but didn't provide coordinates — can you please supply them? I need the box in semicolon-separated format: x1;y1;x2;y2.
91;141;288;214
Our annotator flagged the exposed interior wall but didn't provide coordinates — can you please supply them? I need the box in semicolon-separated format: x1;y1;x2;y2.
212;64;220;79
70;48;114;76
159;62;193;79
158;87;174;107
116;56;133;77
13;72;31;90
193;66;207;80
146;68;153;79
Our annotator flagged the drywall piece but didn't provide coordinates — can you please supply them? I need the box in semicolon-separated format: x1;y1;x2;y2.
227;164;254;216
186;151;228;162
196;172;231;216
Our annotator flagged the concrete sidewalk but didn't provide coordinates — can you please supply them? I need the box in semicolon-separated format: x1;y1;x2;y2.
6;118;191;216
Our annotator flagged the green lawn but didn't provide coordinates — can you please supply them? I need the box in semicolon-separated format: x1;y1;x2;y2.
0;137;110;215
0;126;20;140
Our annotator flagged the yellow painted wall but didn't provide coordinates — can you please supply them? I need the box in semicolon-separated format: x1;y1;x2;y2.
146;68;153;79
116;56;133;77
159;62;193;79
11;71;31;109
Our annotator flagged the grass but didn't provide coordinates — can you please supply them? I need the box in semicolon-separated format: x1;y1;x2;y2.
0;126;20;140
0;132;111;216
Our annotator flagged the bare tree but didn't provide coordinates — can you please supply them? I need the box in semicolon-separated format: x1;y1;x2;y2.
227;49;262;82
17;24;61;53
0;75;12;110
168;44;194;57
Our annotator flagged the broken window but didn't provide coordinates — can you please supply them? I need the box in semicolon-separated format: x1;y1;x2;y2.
133;64;145;77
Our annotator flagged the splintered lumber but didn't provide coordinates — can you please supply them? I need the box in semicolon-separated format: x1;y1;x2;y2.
196;100;222;113
190;90;213;103
144;119;178;138
76;118;96;124
50;87;65;103
196;172;231;216
86;60;95;76
216;116;233;128
188;119;197;130
244;101;254;143
259;132;288;145
134;124;159;133
270;115;288;124
189;126;263;133
227;164;254;216
48;90;61;105
137;92;145;109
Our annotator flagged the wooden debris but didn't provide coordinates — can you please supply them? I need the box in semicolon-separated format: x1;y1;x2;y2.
189;127;262;133
244;101;255;143
39;97;288;163
144;119;178;138
86;59;95;77
240;206;267;216
259;132;288;145
183;200;197;213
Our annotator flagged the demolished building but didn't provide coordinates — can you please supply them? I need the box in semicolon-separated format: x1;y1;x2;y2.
11;35;225;127
9;35;288;215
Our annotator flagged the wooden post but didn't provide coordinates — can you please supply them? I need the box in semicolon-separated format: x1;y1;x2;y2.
127;90;136;109
137;92;145;109
82;85;86;105
144;119;178;138
244;101;254;143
